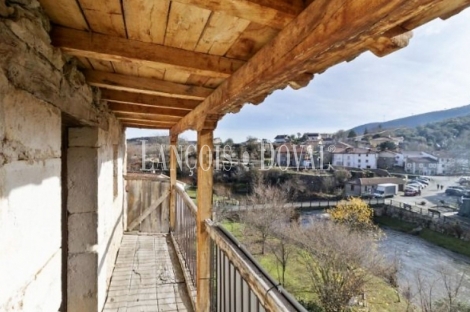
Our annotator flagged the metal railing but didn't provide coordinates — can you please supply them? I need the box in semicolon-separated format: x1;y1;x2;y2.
206;221;308;312
174;184;197;286
171;186;310;311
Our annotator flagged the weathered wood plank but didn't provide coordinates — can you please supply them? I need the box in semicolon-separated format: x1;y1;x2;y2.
107;102;189;118
76;0;126;37
122;122;172;129
114;112;181;123
128;189;170;231
101;90;200;111
171;0;303;29
170;137;178;231
368;31;413;57
195;12;250;56
196;129;213;312
88;58;115;72
165;2;211;50
225;22;279;61
51;27;245;78
112;62;166;80
403;0;470;29
123;0;170;44
118;117;175;127
38;0;89;30
171;0;444;135
160;182;170;233
84;70;213;100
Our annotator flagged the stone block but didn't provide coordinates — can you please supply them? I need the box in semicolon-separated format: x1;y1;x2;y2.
68;253;99;312
68;212;98;254
69;127;101;148
67;147;98;213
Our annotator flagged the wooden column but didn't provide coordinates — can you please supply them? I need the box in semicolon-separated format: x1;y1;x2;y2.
196;128;214;312
169;134;178;231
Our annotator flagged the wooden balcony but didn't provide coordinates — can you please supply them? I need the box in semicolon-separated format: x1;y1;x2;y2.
107;174;307;312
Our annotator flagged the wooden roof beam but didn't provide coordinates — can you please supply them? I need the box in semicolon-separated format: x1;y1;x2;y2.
171;0;304;29
84;70;213;100
115;114;180;123
51;27;245;78
402;0;470;30
368;31;413;58
171;0;445;135
107;102;189;118
101;90;200;111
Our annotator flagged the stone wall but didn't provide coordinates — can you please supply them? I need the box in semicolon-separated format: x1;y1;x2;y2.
375;205;470;241
0;1;125;311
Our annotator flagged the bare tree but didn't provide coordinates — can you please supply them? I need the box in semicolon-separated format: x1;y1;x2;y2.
242;176;293;254
291;221;391;312
267;224;296;286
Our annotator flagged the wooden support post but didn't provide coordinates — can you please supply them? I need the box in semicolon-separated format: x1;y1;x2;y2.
170;134;178;231
196;128;214;312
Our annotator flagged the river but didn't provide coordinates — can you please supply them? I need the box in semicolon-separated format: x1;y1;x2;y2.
301;211;470;304
380;228;470;304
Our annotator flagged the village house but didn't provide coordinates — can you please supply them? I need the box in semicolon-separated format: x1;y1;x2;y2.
369;136;405;148
345;177;406;197
377;151;405;169
430;151;470;175
405;156;439;175
1;0;468;311
304;133;322;141
332;147;378;170
274;144;316;168
273;134;290;144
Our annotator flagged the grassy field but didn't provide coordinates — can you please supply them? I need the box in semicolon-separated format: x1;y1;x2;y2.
185;187;239;206
375;216;470;258
221;221;409;312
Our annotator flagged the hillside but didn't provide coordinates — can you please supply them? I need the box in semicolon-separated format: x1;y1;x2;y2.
351;104;470;134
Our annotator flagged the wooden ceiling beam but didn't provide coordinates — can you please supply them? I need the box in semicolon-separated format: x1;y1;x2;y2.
171;0;445;135
84;70;213;100
171;0;304;29
122;123;171;130
51;27;245;78
108;102;189;118
101;90;200;111
368;31;413;58
114;113;180;123
402;0;470;30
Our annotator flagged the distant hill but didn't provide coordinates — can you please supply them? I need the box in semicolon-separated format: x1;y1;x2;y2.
351;104;470;134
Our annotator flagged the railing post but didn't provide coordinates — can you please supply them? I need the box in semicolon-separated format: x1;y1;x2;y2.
197;128;213;312
170;134;178;231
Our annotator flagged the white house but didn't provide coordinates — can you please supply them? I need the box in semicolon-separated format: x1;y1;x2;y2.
332;147;378;169
274;135;290;144
304;133;322;141
430;152;470;175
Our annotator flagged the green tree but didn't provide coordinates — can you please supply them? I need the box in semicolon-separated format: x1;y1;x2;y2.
379;141;397;151
348;130;357;138
224;138;234;145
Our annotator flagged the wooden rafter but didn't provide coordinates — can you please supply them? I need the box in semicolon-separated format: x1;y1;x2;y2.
101;90;200;111
171;0;304;29
84;70;213;100
51;27;245;78
114;113;181;123
107;102;189;118
170;0;448;135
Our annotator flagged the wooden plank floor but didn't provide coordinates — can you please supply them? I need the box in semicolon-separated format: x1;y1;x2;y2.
103;234;194;312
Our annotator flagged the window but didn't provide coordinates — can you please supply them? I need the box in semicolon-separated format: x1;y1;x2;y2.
358;159;361;162
366;159;369;163
358;154;361;157
350;184;354;191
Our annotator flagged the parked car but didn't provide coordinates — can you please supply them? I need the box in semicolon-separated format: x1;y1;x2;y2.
407;182;424;189
445;187;464;196
405;189;419;196
405;185;419;192
414;179;429;185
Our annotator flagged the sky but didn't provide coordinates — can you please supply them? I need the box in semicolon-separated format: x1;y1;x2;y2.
126;8;470;143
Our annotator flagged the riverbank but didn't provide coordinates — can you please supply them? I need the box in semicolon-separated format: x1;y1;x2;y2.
222;221;409;312
375;216;470;258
